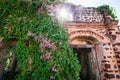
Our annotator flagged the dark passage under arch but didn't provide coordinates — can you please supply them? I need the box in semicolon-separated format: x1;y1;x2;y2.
72;47;96;80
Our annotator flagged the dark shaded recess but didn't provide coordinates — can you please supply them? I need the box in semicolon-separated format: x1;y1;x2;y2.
111;35;116;40
118;65;120;68
108;43;111;45
73;48;96;80
117;60;120;63
115;70;118;72
104;64;111;69
116;75;120;79
110;52;112;54
104;56;106;59
0;61;6;80
108;29;115;31
114;65;117;68
109;32;112;35
0;42;6;80
103;43;106;46
113;42;120;46
101;60;110;63
104;73;115;79
115;55;120;58
103;69;113;72
105;48;109;50
8;38;18;48
113;47;118;51
107;56;112;58
3;53;17;80
116;32;120;34
115;52;120;54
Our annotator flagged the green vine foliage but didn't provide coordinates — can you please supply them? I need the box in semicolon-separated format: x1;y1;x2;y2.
0;0;80;80
97;4;118;19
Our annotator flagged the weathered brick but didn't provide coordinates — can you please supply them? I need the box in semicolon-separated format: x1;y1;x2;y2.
116;32;120;34
103;69;113;72
104;73;115;79
111;35;116;40
116;75;120;79
113;42;120;46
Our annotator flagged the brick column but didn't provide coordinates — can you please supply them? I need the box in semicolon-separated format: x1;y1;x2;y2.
106;21;120;80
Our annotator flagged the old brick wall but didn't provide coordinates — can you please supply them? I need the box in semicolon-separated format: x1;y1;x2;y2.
107;21;120;79
48;3;120;80
66;22;120;80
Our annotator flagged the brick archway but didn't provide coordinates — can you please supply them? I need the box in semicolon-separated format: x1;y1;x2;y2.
68;30;117;80
69;30;102;80
68;30;108;43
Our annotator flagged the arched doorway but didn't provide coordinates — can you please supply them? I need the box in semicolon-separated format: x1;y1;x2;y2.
70;36;100;80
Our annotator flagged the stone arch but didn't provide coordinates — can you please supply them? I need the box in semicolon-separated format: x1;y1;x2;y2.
70;36;99;45
69;30;108;43
69;30;103;80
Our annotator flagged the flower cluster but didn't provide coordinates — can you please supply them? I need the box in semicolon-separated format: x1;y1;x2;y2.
27;32;56;51
38;7;43;14
49;64;58;80
39;35;58;79
40;52;52;60
51;64;57;72
45;52;51;59
27;32;58;79
40;35;56;50
50;76;55;79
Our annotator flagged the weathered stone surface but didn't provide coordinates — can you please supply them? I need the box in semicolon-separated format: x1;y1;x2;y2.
48;3;104;22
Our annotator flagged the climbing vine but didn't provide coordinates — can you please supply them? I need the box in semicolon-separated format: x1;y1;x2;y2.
0;0;80;80
97;4;118;20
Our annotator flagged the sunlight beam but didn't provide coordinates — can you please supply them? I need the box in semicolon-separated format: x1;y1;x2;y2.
56;7;73;22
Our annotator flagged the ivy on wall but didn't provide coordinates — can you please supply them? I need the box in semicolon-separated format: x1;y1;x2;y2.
0;0;80;80
97;4;118;20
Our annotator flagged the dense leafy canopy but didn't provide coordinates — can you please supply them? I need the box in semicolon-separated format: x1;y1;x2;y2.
97;4;118;19
0;0;80;80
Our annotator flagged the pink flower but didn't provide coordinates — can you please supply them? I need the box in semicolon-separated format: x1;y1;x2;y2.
38;7;43;14
39;34;56;50
50;76;55;79
45;53;51;59
52;65;57;72
40;43;46;49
